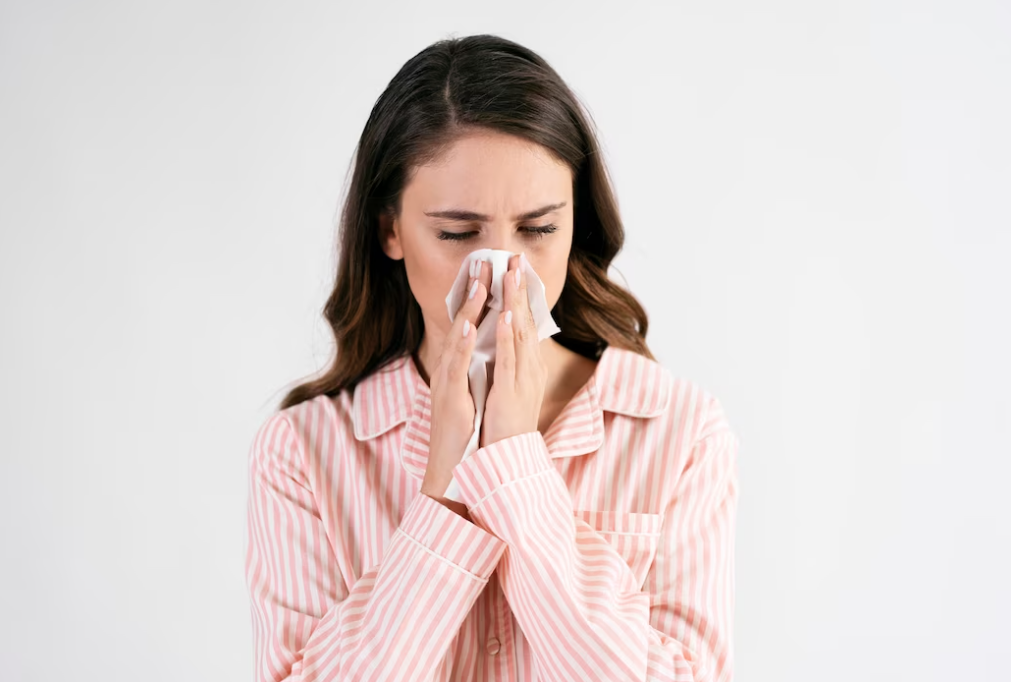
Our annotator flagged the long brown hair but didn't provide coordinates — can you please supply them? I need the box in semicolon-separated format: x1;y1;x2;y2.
278;34;654;411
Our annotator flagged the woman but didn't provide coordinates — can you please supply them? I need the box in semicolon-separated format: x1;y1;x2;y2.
245;34;739;682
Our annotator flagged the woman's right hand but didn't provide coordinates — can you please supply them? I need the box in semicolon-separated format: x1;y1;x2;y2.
421;260;491;505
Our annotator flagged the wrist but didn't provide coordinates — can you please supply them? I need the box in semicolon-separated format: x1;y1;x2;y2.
420;471;453;498
421;490;471;520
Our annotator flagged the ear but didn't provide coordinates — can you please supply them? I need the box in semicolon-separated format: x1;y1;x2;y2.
378;211;404;260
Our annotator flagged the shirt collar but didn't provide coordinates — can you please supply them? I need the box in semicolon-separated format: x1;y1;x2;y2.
352;345;671;480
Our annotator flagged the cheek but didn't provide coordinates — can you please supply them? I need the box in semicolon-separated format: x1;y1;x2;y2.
402;246;461;322
529;243;571;305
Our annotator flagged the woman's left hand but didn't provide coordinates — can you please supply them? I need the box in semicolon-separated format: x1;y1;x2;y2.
480;252;548;448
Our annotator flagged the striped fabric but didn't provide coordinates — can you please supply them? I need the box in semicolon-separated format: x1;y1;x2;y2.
245;345;740;681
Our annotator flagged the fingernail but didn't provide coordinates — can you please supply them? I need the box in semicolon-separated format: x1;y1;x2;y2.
463;319;470;337
468;279;479;299
514;267;521;287
504;310;512;326
520;251;528;269
470;259;477;277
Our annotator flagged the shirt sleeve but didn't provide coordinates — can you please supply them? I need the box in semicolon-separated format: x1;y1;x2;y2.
244;412;507;682
451;395;739;682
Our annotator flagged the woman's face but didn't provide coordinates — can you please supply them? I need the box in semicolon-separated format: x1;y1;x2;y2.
381;129;574;350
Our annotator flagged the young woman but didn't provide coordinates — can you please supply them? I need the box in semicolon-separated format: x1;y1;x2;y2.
245;34;740;682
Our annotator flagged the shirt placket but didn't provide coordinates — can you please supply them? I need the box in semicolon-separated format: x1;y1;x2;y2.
486;567;515;679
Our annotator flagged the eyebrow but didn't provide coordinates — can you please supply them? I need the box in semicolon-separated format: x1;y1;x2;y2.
424;202;567;222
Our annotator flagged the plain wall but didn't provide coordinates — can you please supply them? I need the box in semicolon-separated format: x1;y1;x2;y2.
1;0;1008;679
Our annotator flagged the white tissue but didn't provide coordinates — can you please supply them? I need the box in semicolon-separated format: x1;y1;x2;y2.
440;248;561;503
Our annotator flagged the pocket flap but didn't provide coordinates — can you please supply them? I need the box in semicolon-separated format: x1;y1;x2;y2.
572;510;663;536
572;510;663;588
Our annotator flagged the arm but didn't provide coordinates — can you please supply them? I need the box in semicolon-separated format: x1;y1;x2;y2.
245;413;506;682
452;395;739;681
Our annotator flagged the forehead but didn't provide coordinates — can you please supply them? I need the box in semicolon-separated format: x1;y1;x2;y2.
402;130;572;213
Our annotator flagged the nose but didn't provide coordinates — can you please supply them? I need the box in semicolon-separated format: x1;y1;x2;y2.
485;230;524;263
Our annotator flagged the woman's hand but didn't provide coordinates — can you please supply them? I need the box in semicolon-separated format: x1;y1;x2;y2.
480;252;548;448
422;259;491;509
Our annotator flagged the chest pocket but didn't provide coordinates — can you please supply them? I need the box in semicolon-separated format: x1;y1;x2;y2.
572;510;664;589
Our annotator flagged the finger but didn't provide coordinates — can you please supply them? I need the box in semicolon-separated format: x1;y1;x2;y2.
453;266;488;323
501;253;519;314
517;252;536;331
508;252;537;368
443;270;486;384
473;258;493;327
448;306;477;390
494;304;516;389
492;254;519;389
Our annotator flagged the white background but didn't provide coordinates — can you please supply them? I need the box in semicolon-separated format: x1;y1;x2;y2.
2;1;1008;680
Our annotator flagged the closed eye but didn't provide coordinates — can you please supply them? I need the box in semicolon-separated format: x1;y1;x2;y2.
437;225;559;242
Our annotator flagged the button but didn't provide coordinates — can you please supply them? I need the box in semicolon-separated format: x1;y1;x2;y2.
486;637;501;655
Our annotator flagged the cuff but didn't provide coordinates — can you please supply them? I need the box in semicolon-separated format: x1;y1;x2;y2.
398;491;506;579
452;431;553;510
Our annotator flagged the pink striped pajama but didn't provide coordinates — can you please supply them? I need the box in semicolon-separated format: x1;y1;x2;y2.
245;345;739;681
